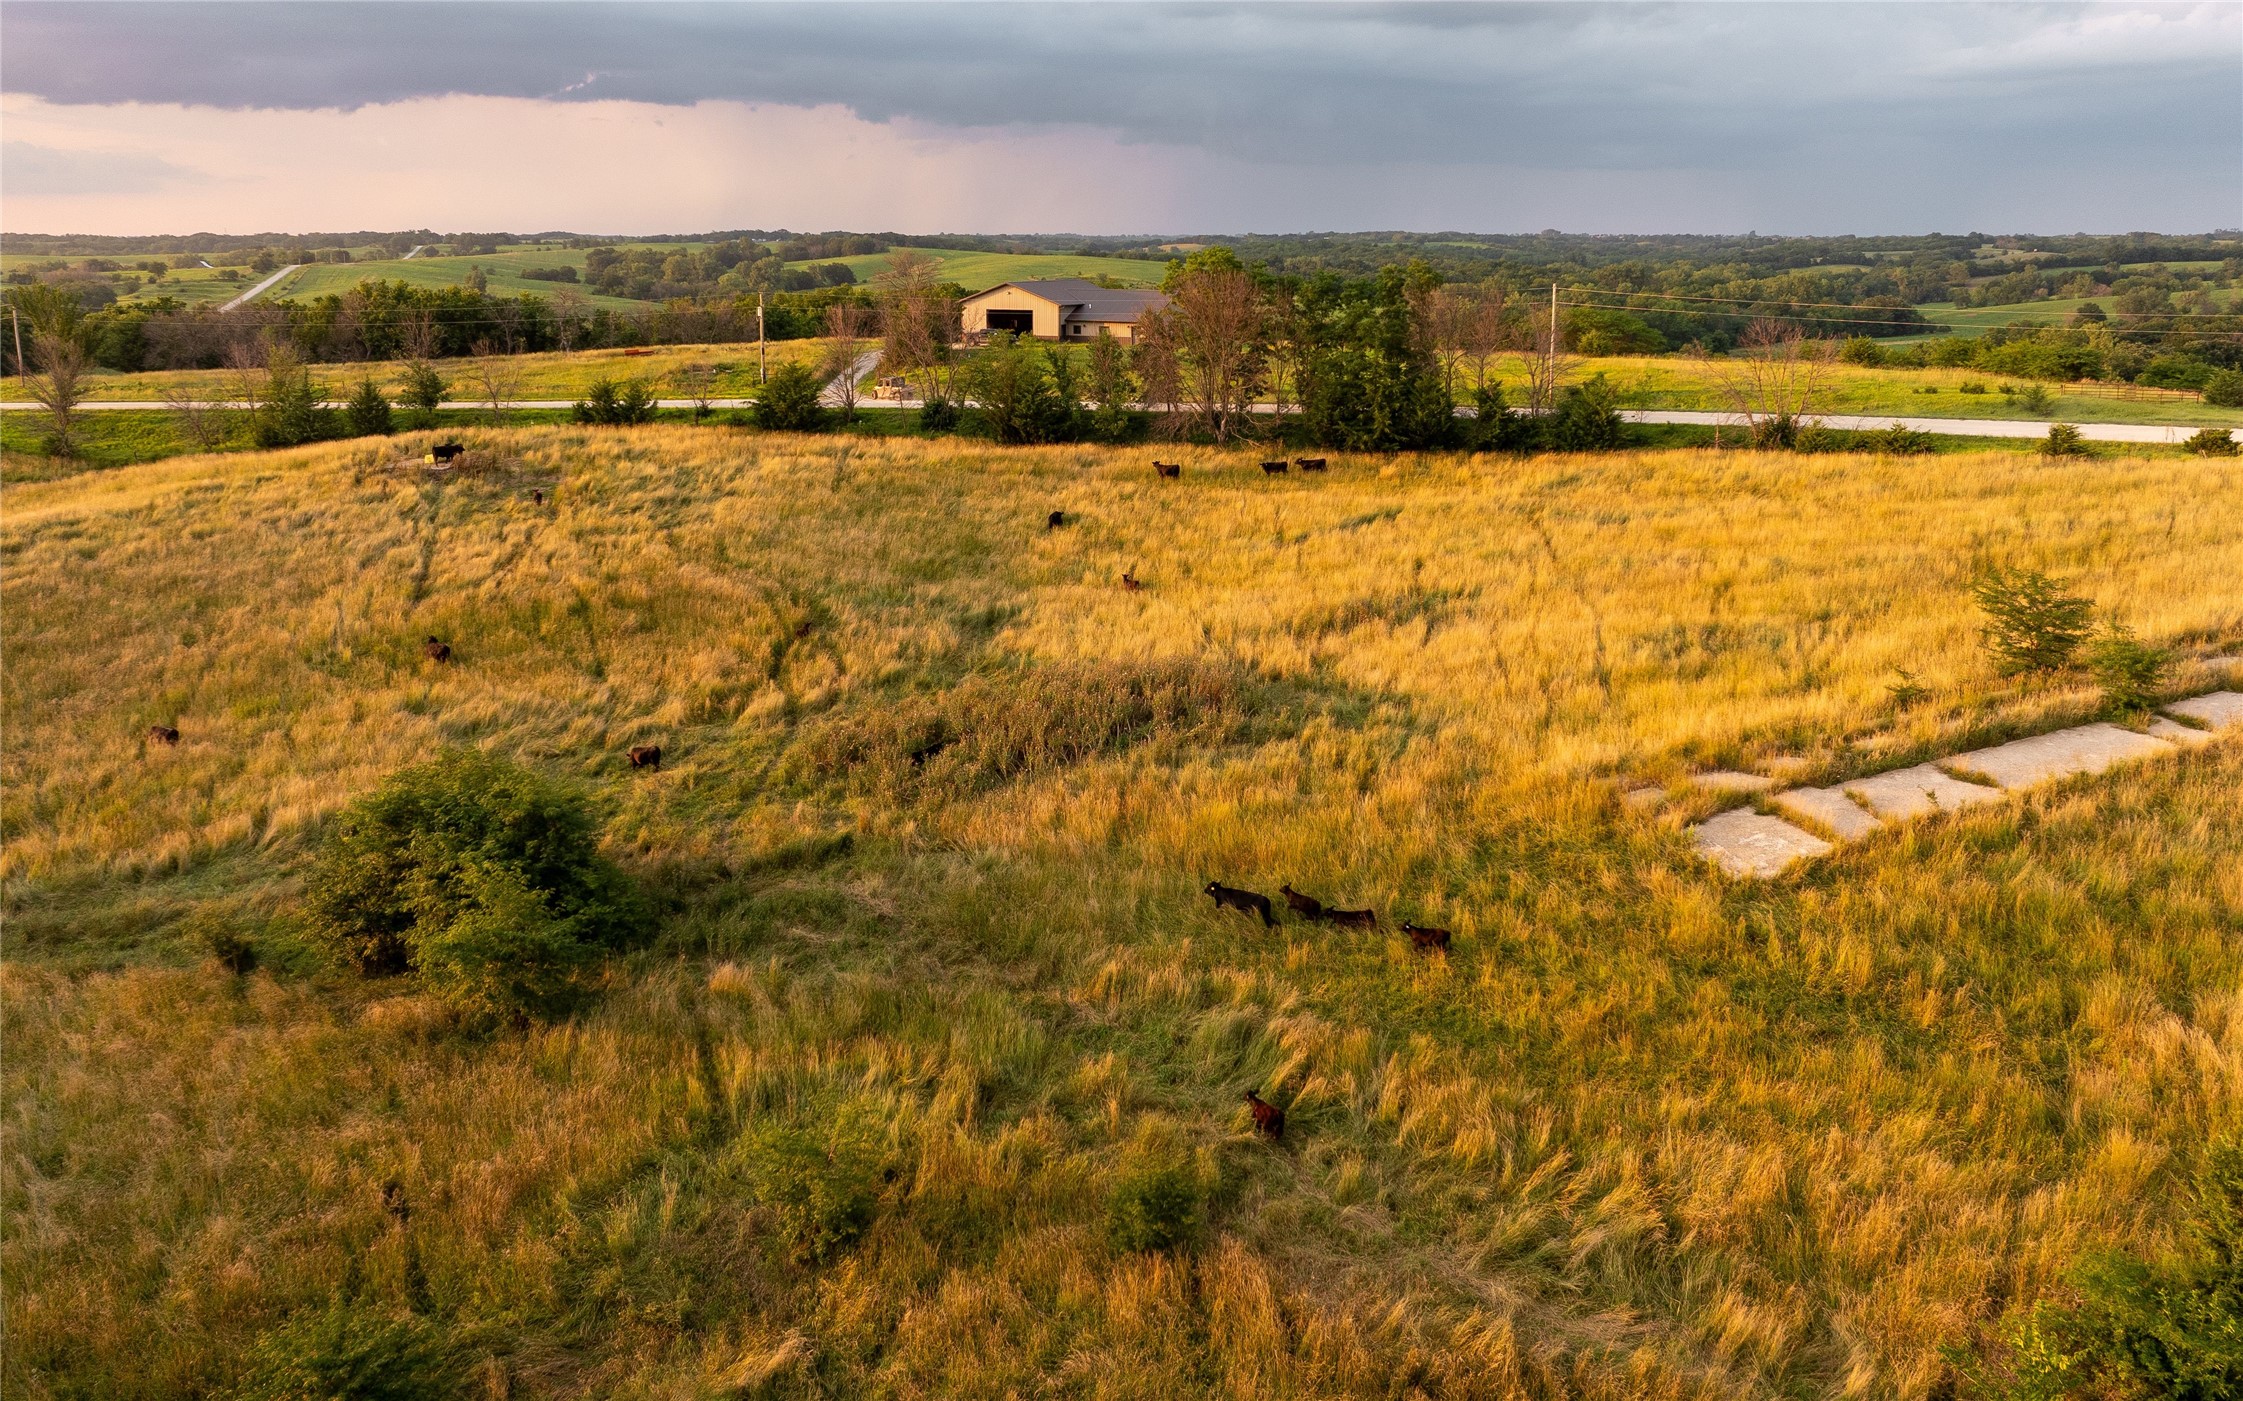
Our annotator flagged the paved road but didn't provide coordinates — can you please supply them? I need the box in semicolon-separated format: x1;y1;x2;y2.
1620;409;2231;445
217;264;301;312
9;394;2233;447
818;350;882;407
401;245;427;259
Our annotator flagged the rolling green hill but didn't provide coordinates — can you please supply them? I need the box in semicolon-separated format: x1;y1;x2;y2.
793;246;1167;290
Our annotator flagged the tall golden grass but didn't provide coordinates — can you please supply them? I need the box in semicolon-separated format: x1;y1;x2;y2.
4;427;2241;1398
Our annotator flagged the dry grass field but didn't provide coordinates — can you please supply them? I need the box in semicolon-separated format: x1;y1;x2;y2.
5;428;2242;1398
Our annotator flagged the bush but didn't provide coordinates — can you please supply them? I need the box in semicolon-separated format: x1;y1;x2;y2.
1838;336;1884;367
227;1301;458;1401
1106;1154;1204;1255
302;751;646;1021
918;396;960;433
1469;382;1535;452
751;361;827;432
2088;624;2172;714
255;363;337;449
1875;423;1935;455
735;1112;888;1263
572;377;656;426
2017;383;2056;415
397;363;447;423
1965;1139;2243;1401
2138;355;2213;392
2204;369;2243;407
345;379;393;437
1959;380;1988;395
1972;566;2094;675
958;335;1077;445
2040;422;2089;457
1543;373;1624;452
2185;427;2240;457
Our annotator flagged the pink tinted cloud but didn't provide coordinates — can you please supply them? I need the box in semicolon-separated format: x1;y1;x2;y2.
0;93;1213;234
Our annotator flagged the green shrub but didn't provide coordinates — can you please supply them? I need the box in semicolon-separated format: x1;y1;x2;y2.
1838;336;1883;367
2017;383;2056;415
2087;624;2172;714
2185;427;2240;457
345;379;393;438
1959;380;1988;395
1106;1156;1204;1254
918;396;960;433
1543;373;1624;452
736;1112;888;1263
1469;382;1534;452
255;363;337;449
2203;369;2243;408
752;361;827;432
227;1301;457;1401
2040;422;2089;457
572;377;656;426
1972;566;2094;675
1965;1139;2243;1401
302;751;645;1020
397;364;447;424
1875;423;1935;455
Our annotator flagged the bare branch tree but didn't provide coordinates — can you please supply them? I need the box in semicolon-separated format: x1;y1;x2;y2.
23;327;90;457
467;339;525;425
670;362;717;422
163;384;231;452
1520;295;1575;418
1693;318;1839;448
822;302;875;421
1461;280;1509;393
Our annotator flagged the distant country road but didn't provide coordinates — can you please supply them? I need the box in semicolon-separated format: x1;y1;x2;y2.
216;264;301;311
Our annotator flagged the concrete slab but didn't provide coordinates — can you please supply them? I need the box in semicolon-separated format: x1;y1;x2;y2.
1690;809;1833;878
1690;770;1775;794
1842;764;2005;822
2148;717;2217;749
1772;786;1885;842
2166;692;2243;733
1944;723;2175;792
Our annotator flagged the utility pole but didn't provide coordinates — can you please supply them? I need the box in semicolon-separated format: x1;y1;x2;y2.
1547;281;1558;393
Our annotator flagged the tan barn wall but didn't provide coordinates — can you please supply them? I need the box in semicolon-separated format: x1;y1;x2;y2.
961;286;1063;339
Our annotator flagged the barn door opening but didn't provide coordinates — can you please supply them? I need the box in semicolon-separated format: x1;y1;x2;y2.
985;309;1034;335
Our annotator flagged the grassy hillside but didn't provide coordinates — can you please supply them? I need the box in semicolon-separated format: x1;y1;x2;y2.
798;246;1167;290
267;251;649;311
6;431;2242;1398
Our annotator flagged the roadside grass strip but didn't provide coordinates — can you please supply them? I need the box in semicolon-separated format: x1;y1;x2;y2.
1688;690;2243;877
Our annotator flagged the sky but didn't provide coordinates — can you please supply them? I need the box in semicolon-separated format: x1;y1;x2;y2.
2;1;2238;238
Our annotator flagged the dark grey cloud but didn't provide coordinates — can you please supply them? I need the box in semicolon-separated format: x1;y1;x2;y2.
3;2;2235;231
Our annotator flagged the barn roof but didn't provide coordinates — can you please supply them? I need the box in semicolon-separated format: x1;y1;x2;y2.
968;278;1168;321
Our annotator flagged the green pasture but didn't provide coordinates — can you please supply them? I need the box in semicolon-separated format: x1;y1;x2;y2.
268;253;647;311
796;246;1166;290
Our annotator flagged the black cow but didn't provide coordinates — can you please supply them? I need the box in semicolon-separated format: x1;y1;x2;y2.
1205;881;1275;927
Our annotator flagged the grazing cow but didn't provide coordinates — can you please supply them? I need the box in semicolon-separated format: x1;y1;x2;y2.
381;1180;411;1226
628;744;662;770
532;488;544;506
423;636;452;663
1279;884;1324;920
1260;460;1289;474
148;724;181;746
430;442;465;463
1326;907;1378;930
1244;1090;1285;1140
1047;510;1067;530
1295;457;1328;471
1120;570;1143;592
1204;880;1275;927
1154;461;1182;479
1402;920;1452;954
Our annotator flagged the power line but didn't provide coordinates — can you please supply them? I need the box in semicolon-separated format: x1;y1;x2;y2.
1559;286;2224;322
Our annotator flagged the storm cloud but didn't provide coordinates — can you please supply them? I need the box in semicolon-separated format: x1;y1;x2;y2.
1;2;2235;234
